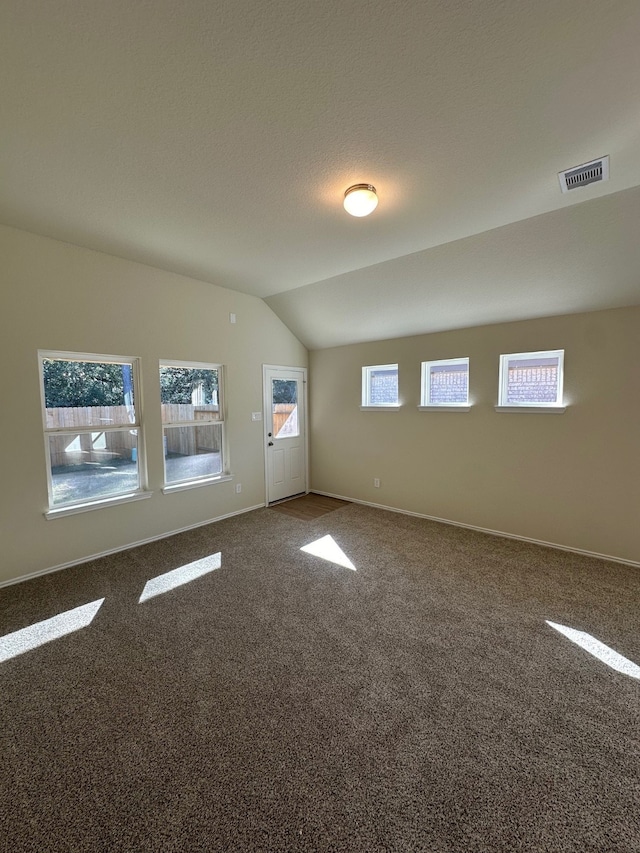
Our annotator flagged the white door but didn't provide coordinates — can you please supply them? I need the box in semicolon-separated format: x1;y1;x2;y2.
263;366;307;503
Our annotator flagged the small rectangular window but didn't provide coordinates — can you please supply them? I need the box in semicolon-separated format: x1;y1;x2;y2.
421;357;469;407
40;351;143;510
160;361;225;486
362;364;399;407
498;350;564;407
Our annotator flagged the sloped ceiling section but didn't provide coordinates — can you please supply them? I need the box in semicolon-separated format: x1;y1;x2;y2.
266;187;640;349
1;0;640;348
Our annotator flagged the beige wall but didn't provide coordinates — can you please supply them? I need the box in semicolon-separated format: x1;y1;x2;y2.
1;222;637;583
0;224;307;585
309;307;640;564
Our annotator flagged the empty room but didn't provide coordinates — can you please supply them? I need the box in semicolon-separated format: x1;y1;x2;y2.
1;2;638;851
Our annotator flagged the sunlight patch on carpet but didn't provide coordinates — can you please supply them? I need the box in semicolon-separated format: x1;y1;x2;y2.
0;598;104;663
546;621;640;679
300;535;356;570
139;553;221;602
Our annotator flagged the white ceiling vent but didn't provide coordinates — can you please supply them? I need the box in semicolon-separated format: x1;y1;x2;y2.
558;156;609;193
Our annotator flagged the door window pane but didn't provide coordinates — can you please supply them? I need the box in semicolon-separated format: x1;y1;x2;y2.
272;379;299;438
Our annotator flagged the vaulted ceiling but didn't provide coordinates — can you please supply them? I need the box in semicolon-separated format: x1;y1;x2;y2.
2;0;639;348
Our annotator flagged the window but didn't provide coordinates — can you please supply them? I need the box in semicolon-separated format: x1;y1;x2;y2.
361;364;399;408
160;361;226;488
40;351;145;513
420;357;469;409
271;378;299;438
497;349;565;410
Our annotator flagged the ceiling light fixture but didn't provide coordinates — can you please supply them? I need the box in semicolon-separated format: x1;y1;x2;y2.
343;184;378;217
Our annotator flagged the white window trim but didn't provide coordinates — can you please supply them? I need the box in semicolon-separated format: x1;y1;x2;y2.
45;490;152;520
420;357;470;408
162;474;233;494
497;349;565;409
418;406;471;412
360;405;401;412
495;405;566;414
39;350;147;515
160;360;227;490
361;363;399;408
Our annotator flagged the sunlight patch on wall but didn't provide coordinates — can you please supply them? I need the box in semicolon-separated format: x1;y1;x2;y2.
0;598;104;663
546;620;640;679
300;535;356;570
139;553;221;602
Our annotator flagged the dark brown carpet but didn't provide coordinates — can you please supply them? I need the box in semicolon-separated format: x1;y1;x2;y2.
0;504;638;852
270;492;350;520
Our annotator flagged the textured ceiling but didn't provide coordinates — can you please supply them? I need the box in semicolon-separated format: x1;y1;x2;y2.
1;0;640;348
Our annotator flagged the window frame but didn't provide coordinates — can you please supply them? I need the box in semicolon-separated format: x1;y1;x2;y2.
159;359;230;492
39;349;148;518
496;348;565;412
361;363;400;410
419;357;470;411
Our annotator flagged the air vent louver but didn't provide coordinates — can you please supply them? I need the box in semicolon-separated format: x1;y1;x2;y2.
558;156;609;193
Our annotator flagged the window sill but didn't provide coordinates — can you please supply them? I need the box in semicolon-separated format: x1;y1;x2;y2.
494;405;566;414
45;490;153;520
418;405;471;412
360;405;401;412
162;474;233;494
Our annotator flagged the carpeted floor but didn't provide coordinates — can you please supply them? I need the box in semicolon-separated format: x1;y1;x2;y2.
0;504;638;852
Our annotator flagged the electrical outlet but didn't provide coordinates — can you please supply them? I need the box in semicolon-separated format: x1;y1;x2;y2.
235;483;242;494
373;478;380;488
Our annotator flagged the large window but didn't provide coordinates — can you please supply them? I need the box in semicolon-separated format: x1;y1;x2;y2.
160;361;226;488
361;364;399;408
498;349;565;408
420;357;469;408
40;351;144;512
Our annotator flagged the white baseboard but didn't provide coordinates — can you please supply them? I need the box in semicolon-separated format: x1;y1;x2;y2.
0;503;266;590
4;494;636;590
310;491;640;569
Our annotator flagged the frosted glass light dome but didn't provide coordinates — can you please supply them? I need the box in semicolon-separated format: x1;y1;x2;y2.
343;184;378;217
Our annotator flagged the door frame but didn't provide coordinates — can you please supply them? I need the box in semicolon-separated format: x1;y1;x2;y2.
262;364;309;505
